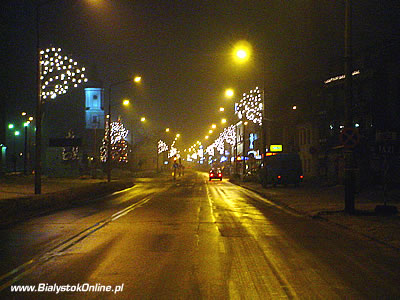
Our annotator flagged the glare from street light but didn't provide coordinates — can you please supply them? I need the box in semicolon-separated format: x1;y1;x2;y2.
225;89;234;98
209;130;213;134
22;112;27;116
219;107;224;112
8;124;14;129
292;105;297;110
212;124;216;129
221;118;227;124
176;133;180;138
166;128;170;132
15;131;20;136
233;40;252;63
140;117;146;122
134;76;141;83
123;99;130;106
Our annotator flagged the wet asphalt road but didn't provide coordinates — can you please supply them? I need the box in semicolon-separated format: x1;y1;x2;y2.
1;171;400;299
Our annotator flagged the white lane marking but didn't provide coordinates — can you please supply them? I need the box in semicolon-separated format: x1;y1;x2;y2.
0;196;151;292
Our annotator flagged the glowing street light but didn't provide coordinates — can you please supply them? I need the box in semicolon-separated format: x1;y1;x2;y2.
123;99;130;106
166;128;170;132
225;89;234;98
140;117;146;122
233;40;252;63
211;124;216;129
221;118;227;124
219;107;225;112
106;75;142;182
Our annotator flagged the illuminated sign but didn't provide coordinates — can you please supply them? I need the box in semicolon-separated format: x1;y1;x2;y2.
270;145;282;152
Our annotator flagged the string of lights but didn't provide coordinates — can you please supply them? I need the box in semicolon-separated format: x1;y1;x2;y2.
101;119;129;163
40;47;88;100
235;87;262;126
158;140;168;154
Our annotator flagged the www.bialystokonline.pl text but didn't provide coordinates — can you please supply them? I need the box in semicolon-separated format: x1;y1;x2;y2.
10;283;124;294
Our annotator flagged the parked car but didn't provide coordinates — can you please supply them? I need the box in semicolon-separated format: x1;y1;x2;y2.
209;168;223;181
259;153;303;187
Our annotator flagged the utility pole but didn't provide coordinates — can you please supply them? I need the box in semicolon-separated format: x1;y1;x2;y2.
344;0;356;214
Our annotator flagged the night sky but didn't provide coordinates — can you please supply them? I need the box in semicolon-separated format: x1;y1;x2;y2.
3;0;399;148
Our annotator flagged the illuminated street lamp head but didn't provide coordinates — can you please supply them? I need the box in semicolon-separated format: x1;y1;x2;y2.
292;105;297;110
14;131;20;136
140;117;146;122
21;112;27;116
225;89;234;98
212;124;216;129
8;124;14;129
219;107;225;112
134;76;141;83
29;117;34;121
221;118;227;124
123;99;130;106
205;136;209;139
176;133;180;138
165;128;170;132
24;122;30;127
209;130;213;134
233;40;252;63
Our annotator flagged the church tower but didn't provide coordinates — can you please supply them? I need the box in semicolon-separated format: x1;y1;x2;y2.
85;87;104;129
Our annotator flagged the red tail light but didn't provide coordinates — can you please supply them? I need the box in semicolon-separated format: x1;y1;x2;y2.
277;175;281;179
210;174;214;177
300;175;304;179
218;173;222;177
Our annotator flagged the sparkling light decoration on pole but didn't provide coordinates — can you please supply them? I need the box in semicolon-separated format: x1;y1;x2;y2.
235;87;263;125
158;140;168;154
101;119;129;163
207;125;236;156
40;47;88;100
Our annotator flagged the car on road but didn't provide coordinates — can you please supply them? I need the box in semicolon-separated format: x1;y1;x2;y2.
209;168;223;181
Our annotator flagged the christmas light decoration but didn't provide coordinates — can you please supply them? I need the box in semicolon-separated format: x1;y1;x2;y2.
158;140;168;154
40;47;88;100
62;130;79;161
324;70;360;84
206;125;236;157
235;87;262;125
169;146;177;158
100;119;129;163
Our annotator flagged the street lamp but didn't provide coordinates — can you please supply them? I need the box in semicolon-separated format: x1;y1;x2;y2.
107;76;141;182
232;41;267;182
225;89;234;98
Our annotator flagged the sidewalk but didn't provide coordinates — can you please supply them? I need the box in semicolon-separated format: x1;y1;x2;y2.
0;175;105;200
231;179;400;250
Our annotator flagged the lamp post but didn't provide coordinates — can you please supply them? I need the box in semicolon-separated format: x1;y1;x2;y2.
344;0;355;214
24;122;30;175
233;42;268;181
107;77;141;182
34;1;89;194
